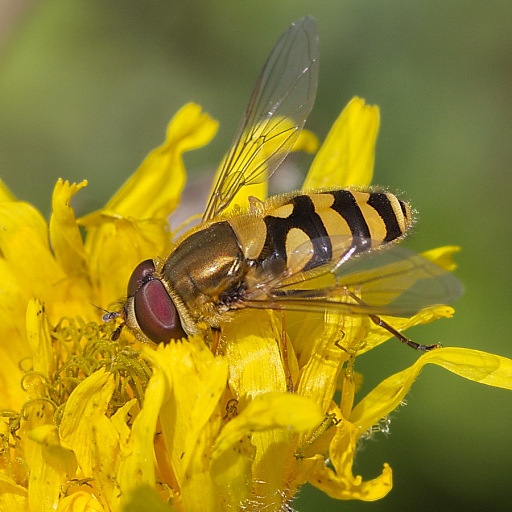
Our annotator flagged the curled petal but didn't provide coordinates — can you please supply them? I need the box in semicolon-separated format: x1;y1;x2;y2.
309;420;392;501
422;245;461;271
422;346;512;388
80;103;218;224
350;347;512;434
50;179;90;280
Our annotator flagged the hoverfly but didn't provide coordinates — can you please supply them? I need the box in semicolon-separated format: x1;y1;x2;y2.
107;16;462;352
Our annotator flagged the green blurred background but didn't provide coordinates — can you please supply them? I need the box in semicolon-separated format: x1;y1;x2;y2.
1;1;511;510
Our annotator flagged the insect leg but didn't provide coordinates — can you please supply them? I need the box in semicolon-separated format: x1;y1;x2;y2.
294;413;340;459
368;314;441;351
279;312;295;393
345;290;442;351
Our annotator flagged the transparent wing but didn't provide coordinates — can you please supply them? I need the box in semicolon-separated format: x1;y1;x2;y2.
243;237;463;317
203;16;319;221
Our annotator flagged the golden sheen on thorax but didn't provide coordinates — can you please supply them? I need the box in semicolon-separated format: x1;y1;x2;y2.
164;222;247;320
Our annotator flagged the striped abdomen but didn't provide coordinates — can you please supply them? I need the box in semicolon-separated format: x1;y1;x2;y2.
164;189;412;326
239;189;412;278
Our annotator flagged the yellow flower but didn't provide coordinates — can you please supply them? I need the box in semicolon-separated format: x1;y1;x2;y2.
1;98;512;512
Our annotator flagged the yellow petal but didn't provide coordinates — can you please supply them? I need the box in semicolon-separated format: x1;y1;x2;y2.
57;492;105;512
0;299;53;422
59;369;115;476
1;182;101;322
303;97;379;189
90;408;131;511
26;298;54;379
213;392;324;457
296;128;320;154
27;425;78;512
0;473;28;512
0;202;65;300
294;311;358;411
350;347;512;434
117;374;165;504
84;217;171;307
78;104;218;306
14;372;62;507
216;310;286;508
219;310;327;509
49;179;90;280
210;434;253;511
110;398;139;450
0;258;27;331
309;419;392;501
423;346;512;388
224;310;288;398
212;391;324;511
422;245;461;271
81;107;218;306
0;265;33;410
145;338;228;512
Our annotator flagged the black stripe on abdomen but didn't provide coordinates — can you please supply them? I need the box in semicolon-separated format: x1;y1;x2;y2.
260;194;332;272
331;190;371;250
367;193;403;241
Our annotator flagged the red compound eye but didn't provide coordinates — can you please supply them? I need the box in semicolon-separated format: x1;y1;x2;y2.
128;260;186;343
